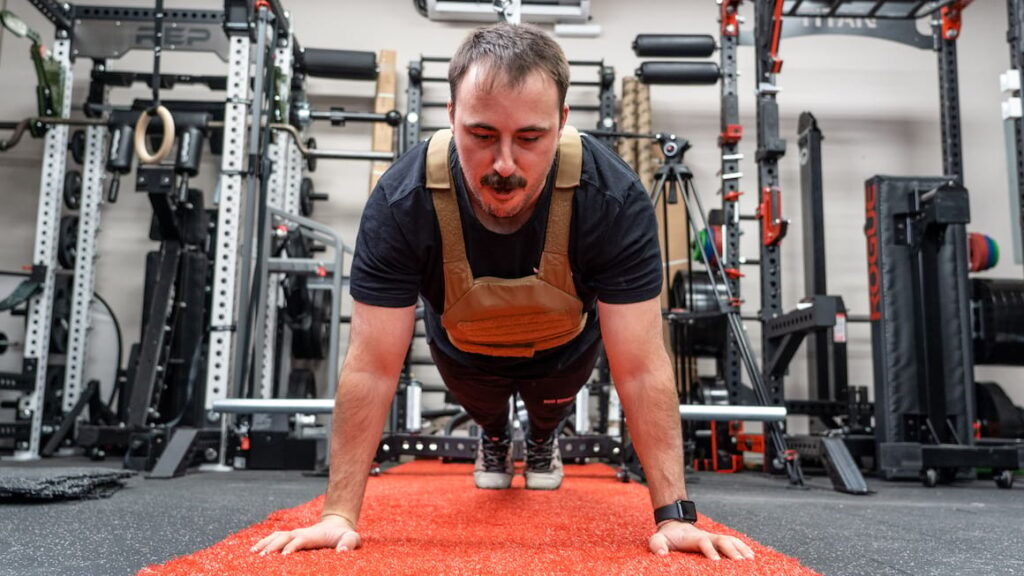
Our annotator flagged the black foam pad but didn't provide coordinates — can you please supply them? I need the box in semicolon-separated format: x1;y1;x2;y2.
633;34;716;58
636;62;721;85
299;48;377;81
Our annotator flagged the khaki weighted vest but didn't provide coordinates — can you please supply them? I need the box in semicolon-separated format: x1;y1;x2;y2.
427;126;587;358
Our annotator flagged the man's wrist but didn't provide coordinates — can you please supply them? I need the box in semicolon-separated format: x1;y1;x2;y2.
656;518;697;529
320;512;356;528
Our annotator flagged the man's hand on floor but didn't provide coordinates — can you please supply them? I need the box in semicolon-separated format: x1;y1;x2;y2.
251;514;361;555
648;520;755;560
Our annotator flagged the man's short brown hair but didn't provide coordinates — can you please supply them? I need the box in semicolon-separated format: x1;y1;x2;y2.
448;23;570;111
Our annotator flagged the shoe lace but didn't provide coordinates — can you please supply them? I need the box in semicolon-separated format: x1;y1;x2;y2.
481;436;510;471
526;437;555;471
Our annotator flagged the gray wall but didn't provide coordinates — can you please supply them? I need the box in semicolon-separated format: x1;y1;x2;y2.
1;0;1021;415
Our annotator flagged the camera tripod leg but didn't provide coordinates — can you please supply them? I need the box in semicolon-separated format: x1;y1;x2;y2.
651;165;804;487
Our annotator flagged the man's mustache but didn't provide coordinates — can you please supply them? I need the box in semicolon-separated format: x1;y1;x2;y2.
480;172;527;193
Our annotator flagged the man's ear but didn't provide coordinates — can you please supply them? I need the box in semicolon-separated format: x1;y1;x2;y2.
447;99;455;128
559;104;569;134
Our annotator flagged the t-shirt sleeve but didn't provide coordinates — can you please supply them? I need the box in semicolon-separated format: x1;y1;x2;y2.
349;185;422;307
586;183;663;304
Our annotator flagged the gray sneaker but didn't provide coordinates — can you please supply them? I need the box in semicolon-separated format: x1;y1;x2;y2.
525;435;563;490
474;434;513;490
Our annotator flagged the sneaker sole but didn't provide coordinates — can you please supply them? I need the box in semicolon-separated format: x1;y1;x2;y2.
474;472;513;490
524;473;563;490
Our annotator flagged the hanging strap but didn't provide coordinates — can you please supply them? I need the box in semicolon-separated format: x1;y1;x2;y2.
150;0;164;112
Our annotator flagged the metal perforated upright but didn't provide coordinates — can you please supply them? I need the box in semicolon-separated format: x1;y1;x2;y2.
205;34;252;411
404;60;424;153
719;0;744;401
258;30;296;400
285;136;303;215
934;3;975;439
753;0;786;411
259;137;284;400
19;37;73;458
1010;0;1024;267
937;13;964;181
63;124;108;411
596;64;616;137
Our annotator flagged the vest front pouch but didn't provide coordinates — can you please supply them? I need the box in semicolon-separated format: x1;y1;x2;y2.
444;275;587;355
428;127;587;358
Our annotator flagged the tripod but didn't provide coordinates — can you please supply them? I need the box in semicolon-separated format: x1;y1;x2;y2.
649;133;805;487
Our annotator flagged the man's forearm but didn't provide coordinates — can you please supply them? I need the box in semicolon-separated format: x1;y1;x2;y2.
320;370;397;526
615;365;687;509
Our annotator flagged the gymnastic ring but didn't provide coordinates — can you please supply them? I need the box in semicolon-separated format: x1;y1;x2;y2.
134;105;175;164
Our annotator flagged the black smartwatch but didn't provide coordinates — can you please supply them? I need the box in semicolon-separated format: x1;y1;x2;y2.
654;499;698;525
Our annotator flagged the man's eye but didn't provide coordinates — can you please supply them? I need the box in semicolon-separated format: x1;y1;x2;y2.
519;136;540;143
472;133;494;141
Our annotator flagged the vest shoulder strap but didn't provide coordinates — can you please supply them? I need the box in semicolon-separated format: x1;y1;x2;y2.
543;126;582;256
554;125;582;189
426;130;465;264
426;129;454;190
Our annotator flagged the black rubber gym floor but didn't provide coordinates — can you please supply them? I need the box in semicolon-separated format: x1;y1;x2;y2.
0;456;1021;576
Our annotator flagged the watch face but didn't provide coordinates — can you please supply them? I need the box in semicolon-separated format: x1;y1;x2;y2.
679;500;697;522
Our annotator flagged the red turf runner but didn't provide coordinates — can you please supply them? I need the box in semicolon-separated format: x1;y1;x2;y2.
140;460;819;575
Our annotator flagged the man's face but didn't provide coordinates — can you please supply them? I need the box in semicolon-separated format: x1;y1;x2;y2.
448;64;568;225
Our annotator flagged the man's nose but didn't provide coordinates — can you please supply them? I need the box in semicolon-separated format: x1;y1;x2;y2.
492;139;516;177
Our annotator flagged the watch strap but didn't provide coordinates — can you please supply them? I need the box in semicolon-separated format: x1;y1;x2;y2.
653;499;697;525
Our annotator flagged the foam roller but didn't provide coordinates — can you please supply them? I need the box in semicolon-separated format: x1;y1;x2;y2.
633;34;716;58
636;62;721;85
299;48;378;81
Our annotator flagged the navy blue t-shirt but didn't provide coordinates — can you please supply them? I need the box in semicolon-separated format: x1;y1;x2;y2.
349;132;662;379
